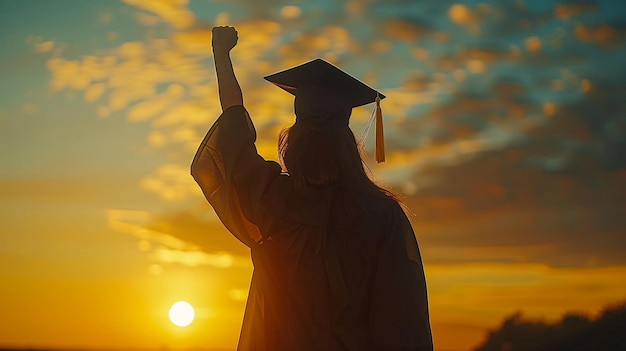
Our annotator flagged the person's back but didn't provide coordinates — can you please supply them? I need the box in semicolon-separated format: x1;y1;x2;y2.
191;26;433;351
251;182;398;350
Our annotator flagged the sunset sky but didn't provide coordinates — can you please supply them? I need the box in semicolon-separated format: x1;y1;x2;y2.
1;0;625;350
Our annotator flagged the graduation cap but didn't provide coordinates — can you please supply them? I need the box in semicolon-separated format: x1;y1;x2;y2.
264;58;386;163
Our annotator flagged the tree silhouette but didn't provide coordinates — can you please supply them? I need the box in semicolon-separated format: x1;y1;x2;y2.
473;301;626;351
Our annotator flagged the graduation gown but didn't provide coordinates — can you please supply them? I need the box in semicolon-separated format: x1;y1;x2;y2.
191;105;433;351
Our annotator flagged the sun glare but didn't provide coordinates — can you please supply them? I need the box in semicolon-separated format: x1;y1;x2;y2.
169;301;195;327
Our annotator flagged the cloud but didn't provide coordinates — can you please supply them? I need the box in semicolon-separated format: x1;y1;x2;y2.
35;41;55;53
139;163;201;201
143;206;250;255
154;247;250;268
122;0;195;29
47;58;92;90
46;37;215;124
84;83;107;103
400;80;626;268
45;0;626;272
106;208;190;250
127;84;185;122
43;11;293;206
105;203;254;271
276;25;350;63
575;22;624;49
171;29;213;56
134;12;161;26
460;1;552;38
280;5;302;19
525;36;542;53
106;207;251;268
27;36;59;54
448;4;481;26
381;79;537;166
555;3;598;21
384;19;430;41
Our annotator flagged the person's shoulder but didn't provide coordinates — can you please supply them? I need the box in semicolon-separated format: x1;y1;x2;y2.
361;192;401;212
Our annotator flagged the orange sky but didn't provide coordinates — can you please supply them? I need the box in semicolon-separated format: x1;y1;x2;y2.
1;1;625;351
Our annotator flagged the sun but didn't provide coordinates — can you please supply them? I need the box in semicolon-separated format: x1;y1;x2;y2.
169;301;195;327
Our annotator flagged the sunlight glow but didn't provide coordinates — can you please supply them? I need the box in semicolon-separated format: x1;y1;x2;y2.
169;301;195;327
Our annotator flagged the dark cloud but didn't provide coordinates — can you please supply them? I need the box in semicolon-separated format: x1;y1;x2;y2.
145;203;250;256
403;79;626;268
383;19;432;42
574;21;626;50
119;0;626;270
388;77;535;154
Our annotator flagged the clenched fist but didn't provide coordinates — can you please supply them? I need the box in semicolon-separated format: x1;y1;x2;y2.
212;26;238;53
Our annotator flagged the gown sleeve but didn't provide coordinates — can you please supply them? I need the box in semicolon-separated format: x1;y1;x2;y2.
191;105;282;248
369;203;434;351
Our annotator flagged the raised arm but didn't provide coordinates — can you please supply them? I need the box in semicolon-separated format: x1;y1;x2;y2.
212;26;243;111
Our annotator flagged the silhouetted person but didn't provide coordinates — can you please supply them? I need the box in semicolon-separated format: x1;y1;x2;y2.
191;26;433;351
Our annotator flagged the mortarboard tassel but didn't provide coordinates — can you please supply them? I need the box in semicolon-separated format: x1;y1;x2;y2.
375;94;385;163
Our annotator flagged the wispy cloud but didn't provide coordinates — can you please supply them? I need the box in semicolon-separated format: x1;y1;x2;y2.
106;208;250;269
43;0;626;274
121;0;196;29
154;247;250;268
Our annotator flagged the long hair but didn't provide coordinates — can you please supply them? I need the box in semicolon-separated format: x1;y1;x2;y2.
278;122;397;202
